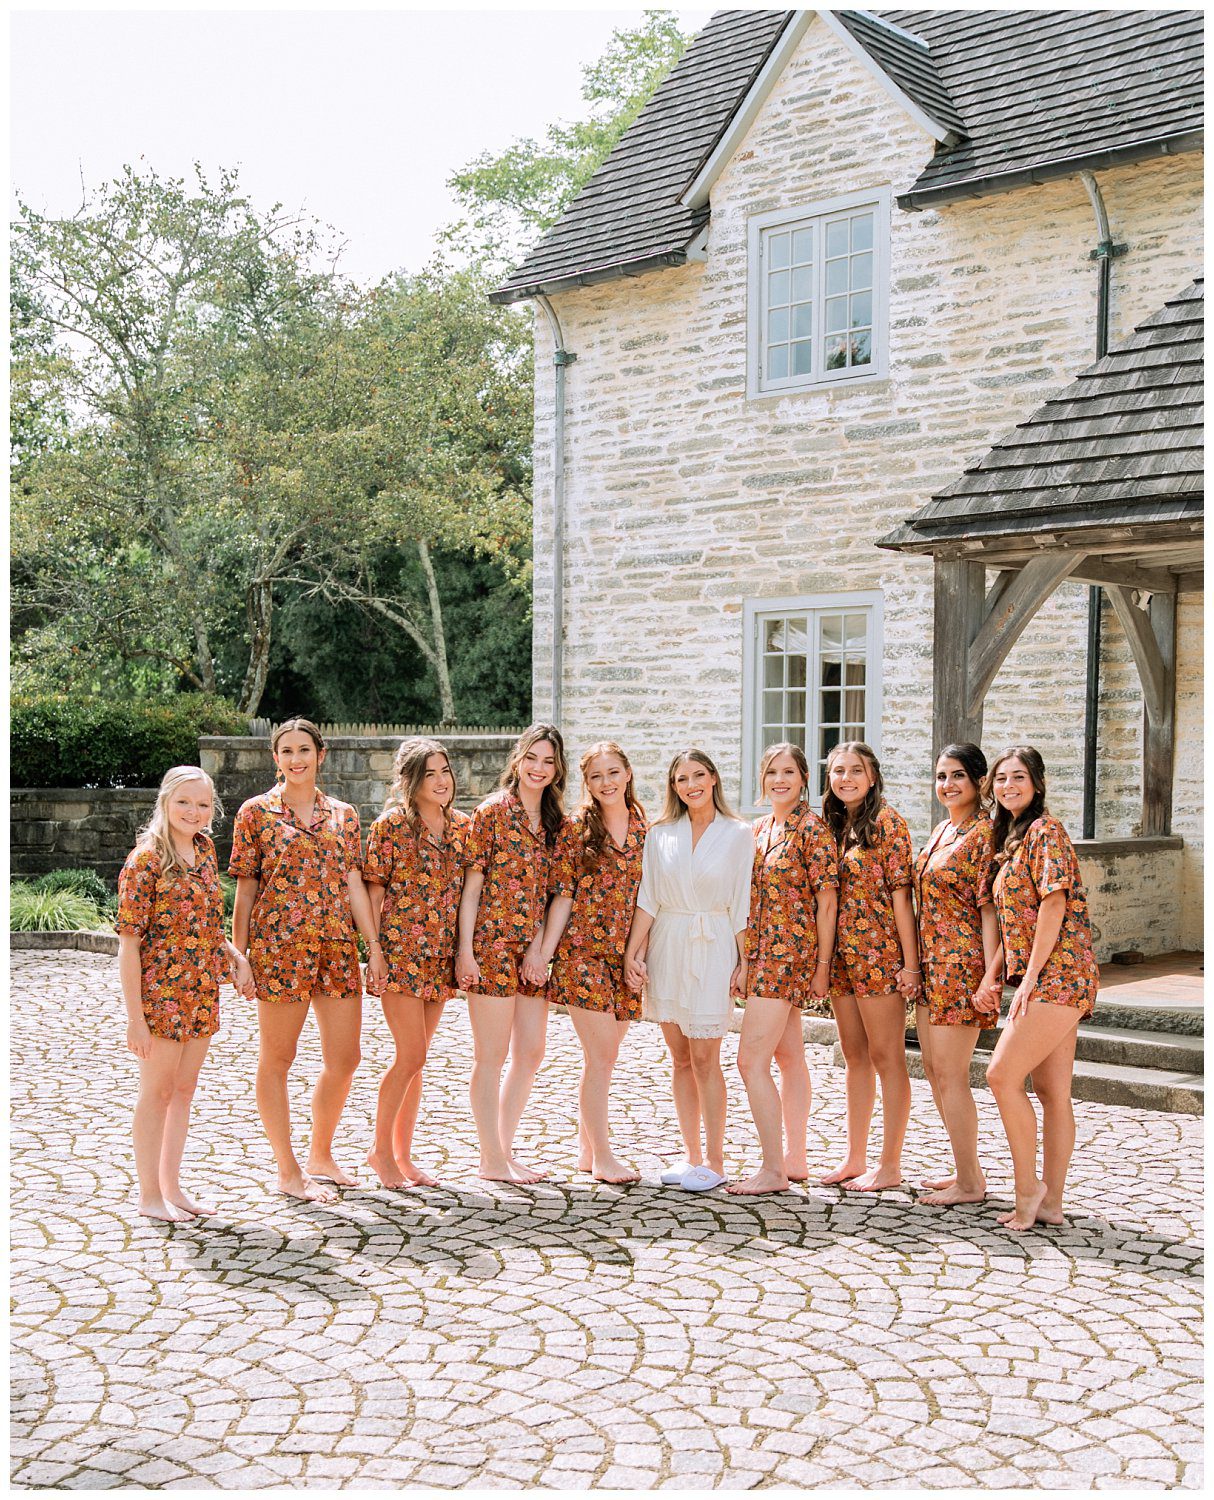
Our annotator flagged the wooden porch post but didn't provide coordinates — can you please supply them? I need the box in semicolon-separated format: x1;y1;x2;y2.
932;556;986;765
1143;592;1177;836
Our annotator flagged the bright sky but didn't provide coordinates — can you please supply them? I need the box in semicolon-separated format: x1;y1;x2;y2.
10;6;706;286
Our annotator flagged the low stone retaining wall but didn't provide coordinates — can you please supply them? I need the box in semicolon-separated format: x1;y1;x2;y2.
10;931;118;956
10;788;156;885
1076;836;1186;962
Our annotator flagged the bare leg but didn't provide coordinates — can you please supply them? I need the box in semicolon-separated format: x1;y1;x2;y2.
918;1021;985;1204
468;994;530;1183
569;1008;637;1182
256;1000;335;1202
987;1003;1080;1230
306;991;363;1186
367;991;427;1188
661;1024;702;1167
820;992;874;1184
729;995;792;1194
688;1036;727;1177
133;1040;191;1221
391;1000;446;1185
842;993;910;1192
160;1036;214;1214
916;1004;954;1190
774;1006;811;1180
499;994;549;1180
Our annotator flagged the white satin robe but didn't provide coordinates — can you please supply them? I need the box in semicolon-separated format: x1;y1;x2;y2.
636;815;754;1039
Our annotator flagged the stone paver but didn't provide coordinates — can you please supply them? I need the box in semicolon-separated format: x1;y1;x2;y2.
10;950;1204;1490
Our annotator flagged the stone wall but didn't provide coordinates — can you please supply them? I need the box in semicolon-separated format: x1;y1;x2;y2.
1076;839;1185;963
10;789;156;885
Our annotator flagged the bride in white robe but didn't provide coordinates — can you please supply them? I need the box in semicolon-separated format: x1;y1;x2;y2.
624;749;752;1191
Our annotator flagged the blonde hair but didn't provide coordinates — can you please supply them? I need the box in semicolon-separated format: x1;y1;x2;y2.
758;740;810;805
656;747;741;825
136;766;221;876
500;722;568;846
574;741;646;874
385;737;455;827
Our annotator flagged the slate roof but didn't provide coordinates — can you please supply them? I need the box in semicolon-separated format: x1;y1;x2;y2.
491;8;1203;303
878;280;1204;551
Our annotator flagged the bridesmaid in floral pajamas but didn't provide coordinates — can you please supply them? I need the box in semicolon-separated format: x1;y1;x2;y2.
362;737;469;1190
456;723;570;1184
821;741;920;1192
729;742;838;1196
914;743;1004;1208
231;718;387;1203
118;766;253;1221
531;741;647;1183
983;745;1099;1232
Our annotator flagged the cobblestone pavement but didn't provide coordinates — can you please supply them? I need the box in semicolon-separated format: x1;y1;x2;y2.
10;951;1203;1490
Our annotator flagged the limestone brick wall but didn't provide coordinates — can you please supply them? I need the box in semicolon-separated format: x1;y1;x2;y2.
531;14;1203;868
1075;840;1183;962
10;789;155;885
1172;592;1204;950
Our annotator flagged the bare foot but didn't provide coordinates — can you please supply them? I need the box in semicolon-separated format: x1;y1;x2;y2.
819;1161;866;1186
478;1159;541;1185
365;1149;409;1189
727;1168;790;1195
1035;1201;1066;1226
591;1154;640;1185
1003;1182;1050;1231
164;1190;214;1217
919;1182;986;1206
577;1155;593;1173
278;1172;337;1204
784;1156;809;1183
306;1156;360;1187
507;1156;547;1185
401;1162;439;1188
920;1172;956;1191
841;1165;903;1192
138;1197;191;1222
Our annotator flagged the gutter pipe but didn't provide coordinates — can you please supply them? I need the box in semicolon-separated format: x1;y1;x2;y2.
534;293;576;725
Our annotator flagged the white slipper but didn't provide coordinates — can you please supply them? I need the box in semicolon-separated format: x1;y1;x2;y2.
659;1161;694;1186
680;1166;726;1192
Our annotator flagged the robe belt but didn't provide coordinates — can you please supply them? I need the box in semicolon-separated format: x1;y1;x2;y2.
664;908;730;984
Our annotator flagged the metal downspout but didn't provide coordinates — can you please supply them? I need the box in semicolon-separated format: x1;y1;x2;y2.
534;294;575;725
1077;171;1126;838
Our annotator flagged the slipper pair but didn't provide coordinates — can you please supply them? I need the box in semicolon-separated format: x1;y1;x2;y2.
658;1162;726;1191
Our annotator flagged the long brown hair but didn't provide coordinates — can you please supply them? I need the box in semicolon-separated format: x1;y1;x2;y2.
822;740;885;850
656;747;741;825
758;740;811;806
271;717;326;789
500;722;568;846
575;741;646;874
983;744;1048;864
384;737;455;828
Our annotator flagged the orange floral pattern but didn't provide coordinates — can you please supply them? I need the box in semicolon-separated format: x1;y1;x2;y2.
744;804;839;1013
830;803;914;1000
549;806;647;1019
914;814;997;1026
464;789;568;998
116;833;227;1041
363;806;470;1003
229;786;363;1003
993;814;1098;1017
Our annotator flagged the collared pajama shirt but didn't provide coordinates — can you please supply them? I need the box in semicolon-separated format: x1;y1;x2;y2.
745;804;839;1014
362;806;470;1002
914;813;997;1026
992;814;1098;1018
830;803;915;1001
116;832;227;1041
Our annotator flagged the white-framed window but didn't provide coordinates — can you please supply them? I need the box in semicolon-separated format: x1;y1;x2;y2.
740;592;884;811
747;189;890;398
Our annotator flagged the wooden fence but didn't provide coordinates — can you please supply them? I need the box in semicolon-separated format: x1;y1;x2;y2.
247;720;525;738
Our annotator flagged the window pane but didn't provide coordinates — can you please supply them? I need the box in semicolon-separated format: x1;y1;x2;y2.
768;307;789;343
820;725;841;764
821;615;843;648
764;654;784;689
763;724;784;750
825;335;847;370
791;265;814;301
788;654;807;688
819;658;842;687
844;690;866;722
785;618;809;654
849;290;872;329
820;689;841;724
767;344;789;380
851;213;873;252
850;330;872;366
768;232;790;270
768;269;790;304
792;340;812;375
825;296;847;333
844;618;867;651
792;302;813;339
786;690;806;725
825;219;849;257
791;227;813;263
764;619;786;652
786;725;806;751
850;251;873;288
763;690;783;723
825;258;848;296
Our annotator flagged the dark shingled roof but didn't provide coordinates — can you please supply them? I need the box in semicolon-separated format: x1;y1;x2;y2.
492;9;1203;303
878;279;1204;551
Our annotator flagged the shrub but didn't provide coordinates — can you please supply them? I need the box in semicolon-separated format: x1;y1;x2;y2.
33;868;112;906
10;884;109;932
219;875;237;936
11;694;250;789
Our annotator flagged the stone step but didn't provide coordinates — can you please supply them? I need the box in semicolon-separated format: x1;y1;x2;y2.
1071;1023;1204;1073
1089;989;1204;1037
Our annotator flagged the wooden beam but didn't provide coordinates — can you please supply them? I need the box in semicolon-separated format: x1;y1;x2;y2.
1065;557;1179;594
931;557;986;797
1141;592;1176;837
1106;585;1168;725
965;553;1086;718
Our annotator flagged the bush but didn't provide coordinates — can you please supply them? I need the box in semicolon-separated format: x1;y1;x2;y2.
10;884;109;932
33;868;112;905
11;694;251;789
219;874;237;936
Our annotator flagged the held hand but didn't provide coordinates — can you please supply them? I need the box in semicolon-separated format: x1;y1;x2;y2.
810;960;831;1001
729;960;748;998
625;956;647;993
520;941;548;989
365;944;388;996
972;976;1003;1017
231;953;256;1000
126;1018;153;1059
895;966;923;1000
1008;974;1036;1022
456;952;481;993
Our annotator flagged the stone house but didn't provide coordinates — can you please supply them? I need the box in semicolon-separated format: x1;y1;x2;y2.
492;8;1204;960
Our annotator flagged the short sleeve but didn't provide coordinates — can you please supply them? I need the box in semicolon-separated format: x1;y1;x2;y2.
973;823;996;907
807;823;839;891
341;806;363;875
115;850;156;937
228;803;262;879
463;800;496;873
550;820;579;899
880;809;913;891
362;817;395;886
635;832;660;919
1028;819;1074;899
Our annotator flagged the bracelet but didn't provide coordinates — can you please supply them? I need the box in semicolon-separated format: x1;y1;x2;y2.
902;968;922;975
